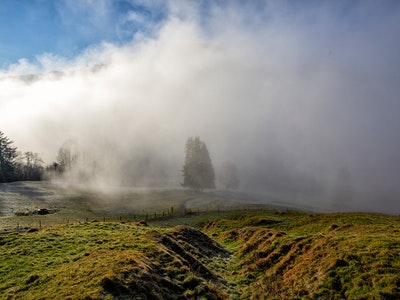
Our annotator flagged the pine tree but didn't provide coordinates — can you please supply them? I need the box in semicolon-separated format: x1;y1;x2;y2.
182;136;215;191
0;131;18;182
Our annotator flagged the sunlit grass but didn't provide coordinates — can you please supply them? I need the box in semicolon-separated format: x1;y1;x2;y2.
0;221;229;299
1;187;399;299
202;210;400;299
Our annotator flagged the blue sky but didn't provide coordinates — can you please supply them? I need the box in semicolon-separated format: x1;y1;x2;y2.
1;0;399;68
0;0;166;66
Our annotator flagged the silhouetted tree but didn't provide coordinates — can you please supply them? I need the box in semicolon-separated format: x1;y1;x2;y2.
0;131;18;182
182;136;215;191
15;151;44;181
219;160;239;190
52;139;100;181
56;140;79;173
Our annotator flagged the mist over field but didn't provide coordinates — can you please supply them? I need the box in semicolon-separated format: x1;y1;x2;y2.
1;1;400;213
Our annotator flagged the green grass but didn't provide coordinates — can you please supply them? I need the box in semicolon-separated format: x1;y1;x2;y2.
201;210;400;299
1;185;399;299
0;185;206;231
0;182;293;232
0;221;229;299
1;210;399;299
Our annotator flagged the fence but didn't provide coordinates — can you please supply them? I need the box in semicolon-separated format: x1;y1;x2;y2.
1;202;274;235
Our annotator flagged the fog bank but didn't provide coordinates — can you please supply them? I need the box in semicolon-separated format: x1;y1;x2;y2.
1;1;400;213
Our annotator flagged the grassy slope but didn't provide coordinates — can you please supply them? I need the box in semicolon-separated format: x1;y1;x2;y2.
202;210;400;299
0;221;229;299
1;209;399;299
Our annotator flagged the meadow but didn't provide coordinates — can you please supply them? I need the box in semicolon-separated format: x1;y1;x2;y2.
0;182;399;299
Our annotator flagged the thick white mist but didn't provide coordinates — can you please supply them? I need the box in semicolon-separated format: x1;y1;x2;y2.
1;1;400;213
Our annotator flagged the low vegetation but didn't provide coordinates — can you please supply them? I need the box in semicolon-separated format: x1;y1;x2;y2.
1;207;399;299
202;210;400;299
0;221;229;299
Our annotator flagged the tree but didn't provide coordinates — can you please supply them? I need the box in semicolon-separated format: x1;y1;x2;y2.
182;136;215;191
219;160;239;190
56;139;80;173
52;139;101;182
0;131;18;182
15;151;44;181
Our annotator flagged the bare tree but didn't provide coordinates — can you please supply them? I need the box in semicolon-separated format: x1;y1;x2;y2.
56;140;80;173
15;151;44;181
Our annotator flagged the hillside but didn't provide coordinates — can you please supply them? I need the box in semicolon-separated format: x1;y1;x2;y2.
1;209;399;299
201;210;400;299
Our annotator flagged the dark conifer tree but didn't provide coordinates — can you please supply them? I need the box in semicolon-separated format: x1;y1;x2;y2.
0;131;18;182
182;136;215;191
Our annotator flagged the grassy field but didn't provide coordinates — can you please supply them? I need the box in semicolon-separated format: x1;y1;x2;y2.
0;181;292;232
1;182;399;299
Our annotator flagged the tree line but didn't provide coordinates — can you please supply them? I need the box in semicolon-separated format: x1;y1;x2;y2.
0;131;44;182
0;131;239;190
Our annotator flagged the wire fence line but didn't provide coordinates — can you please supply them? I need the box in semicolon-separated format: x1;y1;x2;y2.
1;203;271;234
